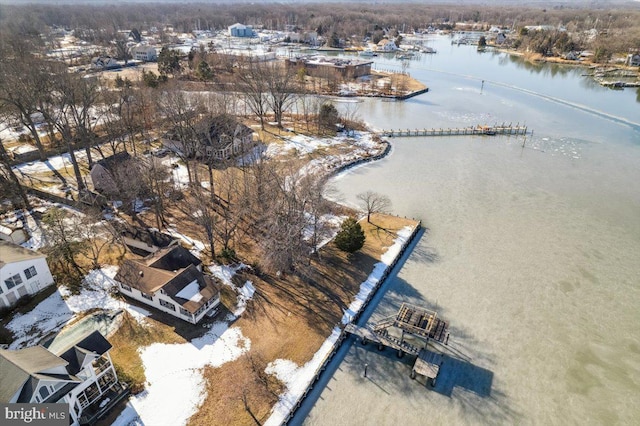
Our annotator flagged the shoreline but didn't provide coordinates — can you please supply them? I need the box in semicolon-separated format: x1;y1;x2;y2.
266;218;423;426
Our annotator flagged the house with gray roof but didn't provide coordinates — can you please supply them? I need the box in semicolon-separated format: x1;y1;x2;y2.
0;330;128;425
0;241;55;309
114;242;221;324
163;114;254;161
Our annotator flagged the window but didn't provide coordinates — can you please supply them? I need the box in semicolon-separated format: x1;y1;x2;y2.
97;370;117;392
4;274;22;289
159;299;175;311
120;283;132;292
24;266;37;279
141;292;153;300
39;385;50;400
179;307;191;316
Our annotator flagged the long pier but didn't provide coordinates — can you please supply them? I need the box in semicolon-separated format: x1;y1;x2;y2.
379;124;529;138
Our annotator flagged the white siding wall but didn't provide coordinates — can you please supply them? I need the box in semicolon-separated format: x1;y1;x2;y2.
0;258;54;307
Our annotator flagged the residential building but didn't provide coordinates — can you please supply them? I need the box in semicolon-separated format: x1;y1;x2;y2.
0;241;54;309
229;23;254;38
0;223;29;245
90;56;120;70
89;151;136;195
0;330;128;426
286;55;373;80
625;53;640;67
163;115;254;161
130;44;157;62
376;39;398;52
114;243;221;324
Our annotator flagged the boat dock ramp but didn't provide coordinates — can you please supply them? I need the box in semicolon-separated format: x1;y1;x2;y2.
379;123;529;138
345;302;450;386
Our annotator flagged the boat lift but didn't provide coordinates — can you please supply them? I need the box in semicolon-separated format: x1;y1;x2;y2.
345;302;450;386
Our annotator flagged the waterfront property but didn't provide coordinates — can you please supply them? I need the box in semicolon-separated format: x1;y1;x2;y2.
0;330;128;425
0;241;55;309
286;55;373;80
114;242;221;324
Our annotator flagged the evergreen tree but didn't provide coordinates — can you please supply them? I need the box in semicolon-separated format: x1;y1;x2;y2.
335;217;366;254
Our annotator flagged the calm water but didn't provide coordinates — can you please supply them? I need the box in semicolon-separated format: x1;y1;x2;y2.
303;36;640;425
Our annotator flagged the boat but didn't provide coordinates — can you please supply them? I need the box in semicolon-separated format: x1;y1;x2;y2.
359;48;377;57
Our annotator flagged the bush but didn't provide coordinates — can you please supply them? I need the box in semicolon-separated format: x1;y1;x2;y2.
334;217;365;254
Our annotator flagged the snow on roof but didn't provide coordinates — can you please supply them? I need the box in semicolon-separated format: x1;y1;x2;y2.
174;280;203;303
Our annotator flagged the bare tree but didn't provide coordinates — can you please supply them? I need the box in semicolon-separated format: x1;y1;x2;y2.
0;136;31;209
264;61;298;128
357;190;391;222
236;59;270;130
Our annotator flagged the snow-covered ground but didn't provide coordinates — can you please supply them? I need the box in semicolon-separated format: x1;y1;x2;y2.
6;266;148;349
112;322;250;426
263;225;415;426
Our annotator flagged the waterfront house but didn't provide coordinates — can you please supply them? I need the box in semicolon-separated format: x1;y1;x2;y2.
114;243;221;324
0;241;54;309
163;115;253;161
286;55;373;79
625;53;640;67
0;330;128;425
376;39;398;52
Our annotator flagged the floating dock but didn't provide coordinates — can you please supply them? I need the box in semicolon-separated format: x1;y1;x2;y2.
379;124;528;138
345;303;449;385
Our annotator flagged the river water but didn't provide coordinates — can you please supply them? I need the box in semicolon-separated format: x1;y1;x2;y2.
302;36;640;425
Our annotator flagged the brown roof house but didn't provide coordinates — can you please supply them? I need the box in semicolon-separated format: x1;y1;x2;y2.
162;114;254;161
114;242;221;324
0;330;128;426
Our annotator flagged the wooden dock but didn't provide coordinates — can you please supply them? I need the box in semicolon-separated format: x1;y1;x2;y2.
379;124;528;138
344;302;450;385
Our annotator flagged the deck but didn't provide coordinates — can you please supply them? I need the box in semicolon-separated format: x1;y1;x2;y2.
344;302;450;384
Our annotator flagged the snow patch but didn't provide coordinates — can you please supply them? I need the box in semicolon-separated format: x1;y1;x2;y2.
111;322;250;426
264;327;341;426
341;226;413;324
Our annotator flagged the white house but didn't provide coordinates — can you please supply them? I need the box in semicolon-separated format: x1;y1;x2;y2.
376;39;398;52
0;330;128;425
0;241;55;309
114;243;221;324
130;44;157;62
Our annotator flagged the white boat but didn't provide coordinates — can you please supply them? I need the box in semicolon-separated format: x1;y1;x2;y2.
359;48;377;57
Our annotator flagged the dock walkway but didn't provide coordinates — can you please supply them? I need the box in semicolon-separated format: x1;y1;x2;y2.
380;124;528;138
